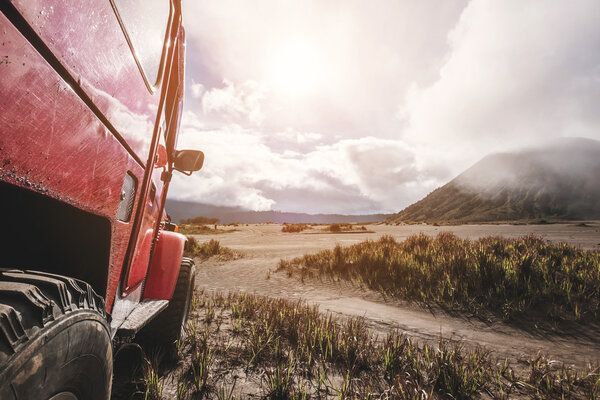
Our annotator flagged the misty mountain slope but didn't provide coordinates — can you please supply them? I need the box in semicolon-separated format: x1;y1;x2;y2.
388;138;600;223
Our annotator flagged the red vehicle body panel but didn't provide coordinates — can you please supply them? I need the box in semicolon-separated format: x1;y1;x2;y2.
143;231;185;300
127;229;155;288
9;0;159;163
0;1;186;314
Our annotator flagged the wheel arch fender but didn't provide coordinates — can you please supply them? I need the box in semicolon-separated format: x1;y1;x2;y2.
142;231;186;300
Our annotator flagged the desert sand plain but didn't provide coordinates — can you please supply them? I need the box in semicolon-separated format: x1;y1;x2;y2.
192;222;600;369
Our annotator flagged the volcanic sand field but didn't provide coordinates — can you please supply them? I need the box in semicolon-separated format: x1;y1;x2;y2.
192;222;600;369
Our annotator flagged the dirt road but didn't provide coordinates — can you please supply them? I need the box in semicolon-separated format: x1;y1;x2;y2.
192;222;600;368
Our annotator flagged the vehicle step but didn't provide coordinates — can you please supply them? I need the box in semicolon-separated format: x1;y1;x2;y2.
115;300;168;338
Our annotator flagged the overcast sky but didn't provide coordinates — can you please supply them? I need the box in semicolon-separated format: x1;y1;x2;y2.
169;0;600;214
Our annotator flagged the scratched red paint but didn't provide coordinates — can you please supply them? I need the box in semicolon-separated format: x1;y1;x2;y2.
0;1;186;312
10;0;161;161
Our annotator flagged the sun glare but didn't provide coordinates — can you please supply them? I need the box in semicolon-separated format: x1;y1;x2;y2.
269;37;323;96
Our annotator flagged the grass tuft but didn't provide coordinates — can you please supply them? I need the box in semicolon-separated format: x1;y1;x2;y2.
278;233;600;323
179;224;238;235
167;290;600;399
282;223;311;233
184;237;241;260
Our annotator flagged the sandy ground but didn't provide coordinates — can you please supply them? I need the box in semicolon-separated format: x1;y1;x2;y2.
192;222;600;369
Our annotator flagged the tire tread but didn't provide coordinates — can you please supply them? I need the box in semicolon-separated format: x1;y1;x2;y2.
0;269;106;366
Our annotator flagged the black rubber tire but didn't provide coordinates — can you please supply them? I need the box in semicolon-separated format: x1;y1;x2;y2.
139;257;196;347
0;269;112;400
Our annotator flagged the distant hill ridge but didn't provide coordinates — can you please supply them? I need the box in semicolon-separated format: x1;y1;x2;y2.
166;200;391;224
388;138;600;224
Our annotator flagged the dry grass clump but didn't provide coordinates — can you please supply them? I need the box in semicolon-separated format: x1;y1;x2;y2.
184;237;241;260
278;233;600;323
325;223;352;232
282;223;311;233
322;224;370;233
181;216;220;225
179;225;217;235
144;291;600;399
179;224;238;235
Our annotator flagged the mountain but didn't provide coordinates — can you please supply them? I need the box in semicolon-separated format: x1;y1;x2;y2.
388;138;600;224
165;199;391;224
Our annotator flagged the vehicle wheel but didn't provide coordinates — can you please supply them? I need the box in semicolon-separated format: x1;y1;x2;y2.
139;257;196;347
0;269;112;400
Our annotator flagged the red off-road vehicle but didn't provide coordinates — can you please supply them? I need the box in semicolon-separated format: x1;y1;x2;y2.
0;1;201;398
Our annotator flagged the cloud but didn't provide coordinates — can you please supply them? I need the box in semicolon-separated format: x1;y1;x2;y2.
190;82;205;98
170;123;276;211
170;113;435;214
258;129;324;154
180;110;205;131
182;0;467;138
302;138;440;212
400;0;600;173
175;1;600;214
201;80;266;126
176;1;471;213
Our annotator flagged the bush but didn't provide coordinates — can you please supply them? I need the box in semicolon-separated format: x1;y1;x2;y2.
281;223;310;233
328;223;341;232
180;216;220;225
325;223;353;232
184;237;238;260
178;224;215;234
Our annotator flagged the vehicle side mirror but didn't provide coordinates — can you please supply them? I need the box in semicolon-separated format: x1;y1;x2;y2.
173;150;204;175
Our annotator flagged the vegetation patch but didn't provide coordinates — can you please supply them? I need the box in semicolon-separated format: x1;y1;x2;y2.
282;223;311;233
142;290;600;399
184;237;241;260
177;216;240;235
181;216;221;225
323;223;370;233
278;233;600;323
179;225;238;235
